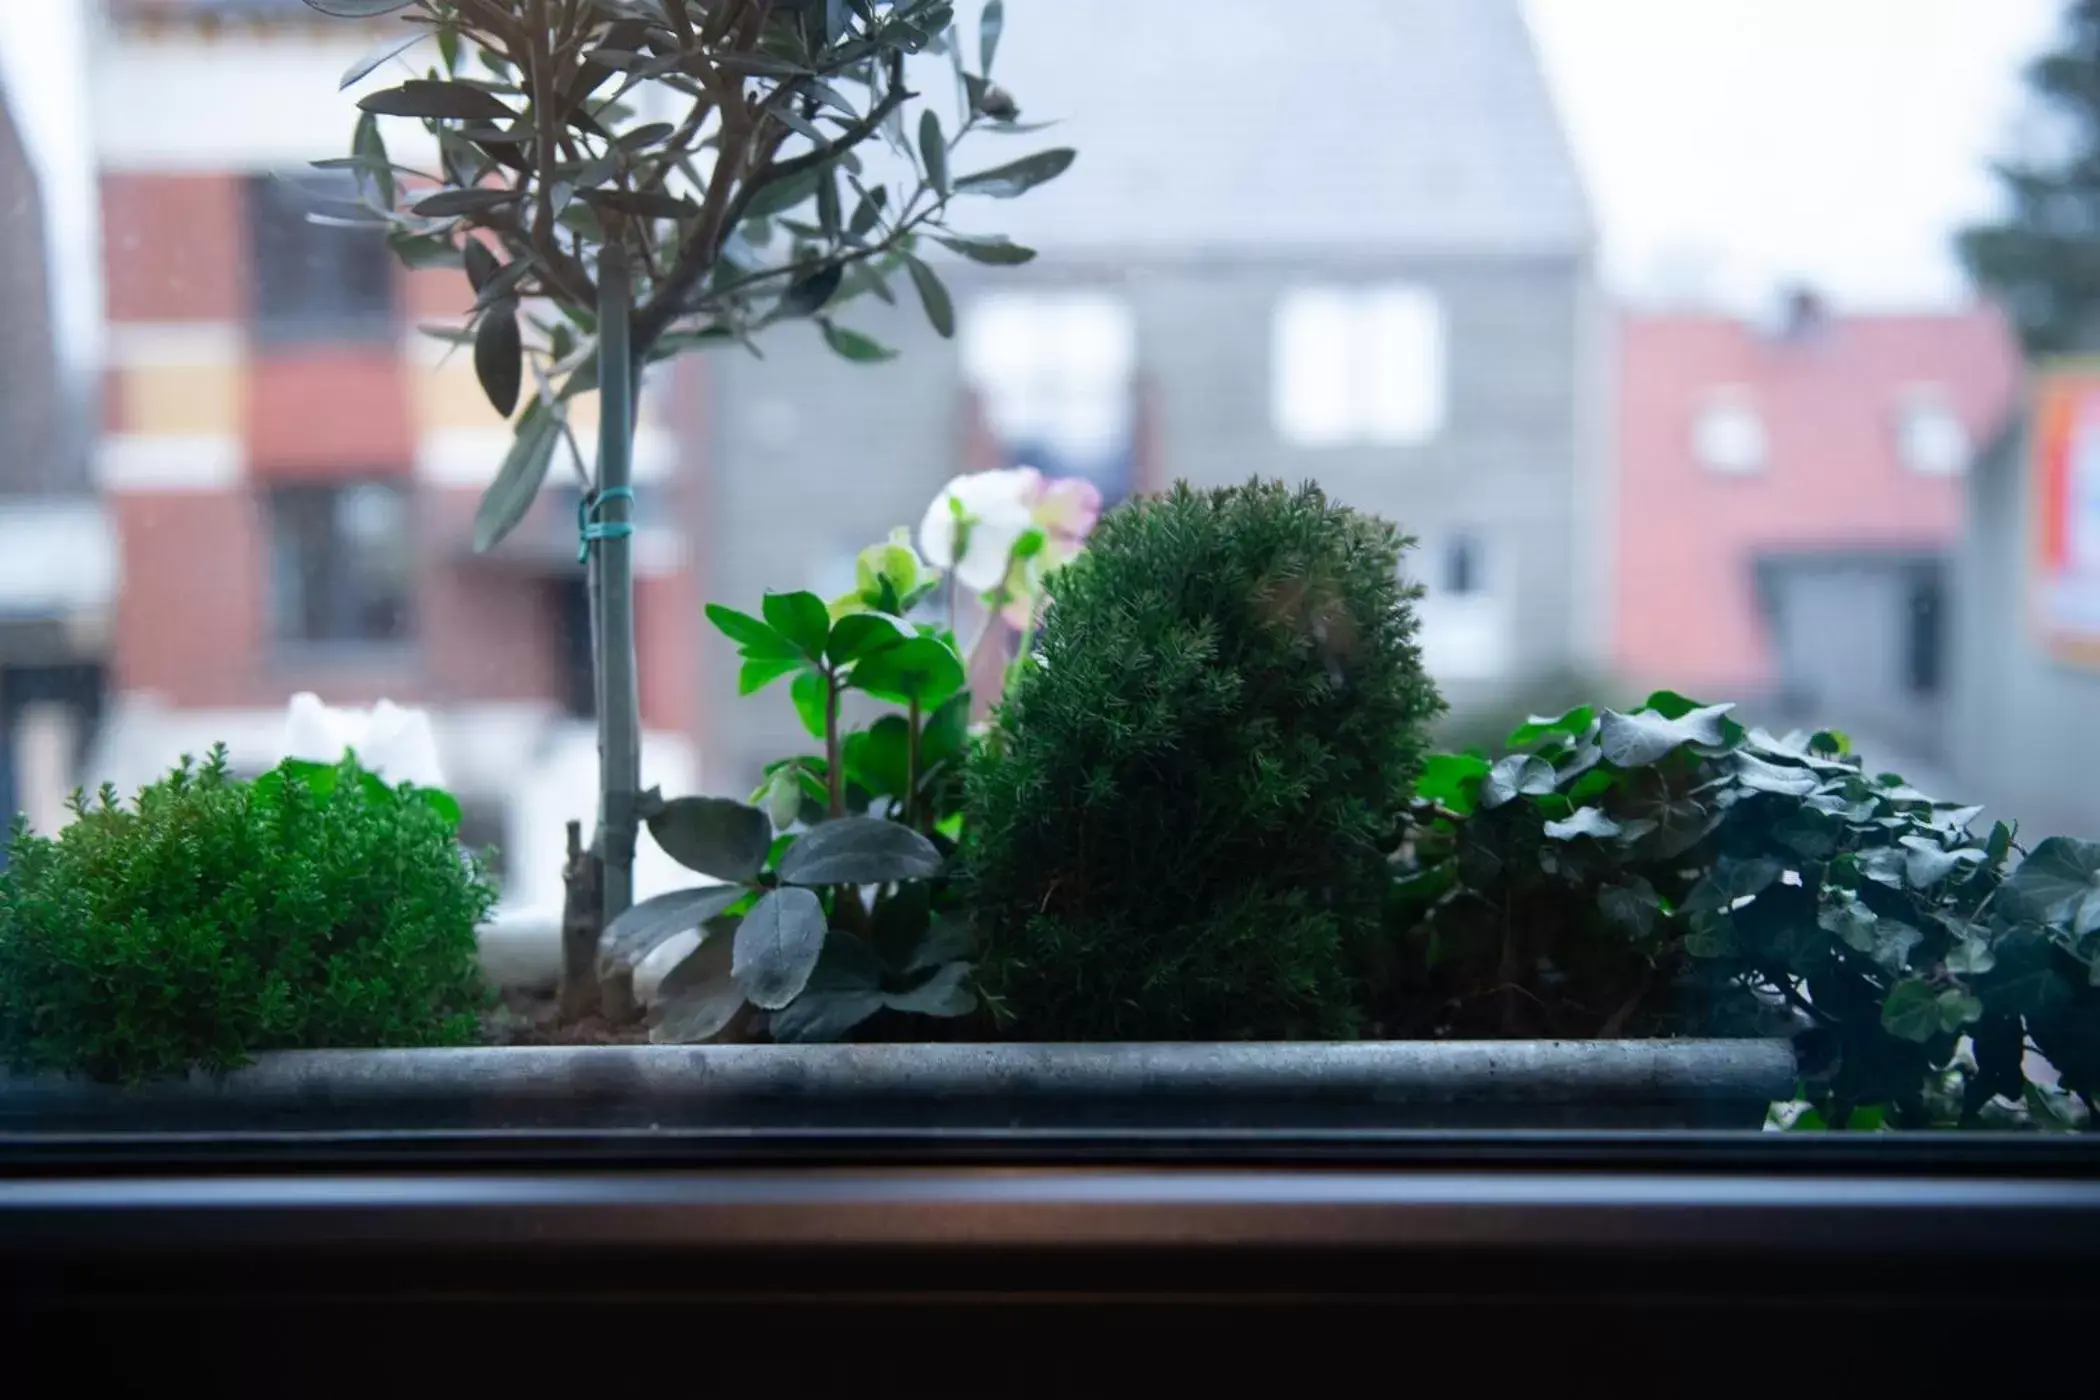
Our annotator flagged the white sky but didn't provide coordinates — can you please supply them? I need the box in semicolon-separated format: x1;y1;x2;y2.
0;0;2073;372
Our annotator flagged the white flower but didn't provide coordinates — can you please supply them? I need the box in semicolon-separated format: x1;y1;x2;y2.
917;467;1040;593
283;691;447;790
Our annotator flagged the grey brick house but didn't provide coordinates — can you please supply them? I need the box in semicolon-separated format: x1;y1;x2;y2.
679;0;1603;792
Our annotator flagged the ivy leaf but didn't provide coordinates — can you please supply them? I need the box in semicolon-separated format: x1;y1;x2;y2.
1414;752;1489;814
472;297;522;417
1598;878;1660;938
1899;834;1983;889
1880;979;1942;1043
1732;751;1820;797
903;253;956;339
1819;898;1922;975
2004;837;2100;936
646;797;773;881
954;148;1077;198
1596;702;1734;768
731;887;829;1010
1544;806;1621;841
1944;937;1996;976
1481;754;1556;809
778;816;944;886
1508;705;1595;748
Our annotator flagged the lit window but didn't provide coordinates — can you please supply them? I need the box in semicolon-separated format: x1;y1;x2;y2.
1897;389;1970;476
1273;285;1446;447
961;292;1137;501
1693;391;1767;473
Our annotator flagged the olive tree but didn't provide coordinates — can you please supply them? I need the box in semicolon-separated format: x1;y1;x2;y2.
301;0;1068;1015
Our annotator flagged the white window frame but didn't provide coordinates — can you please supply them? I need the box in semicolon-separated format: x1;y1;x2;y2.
1895;385;1970;477
1693;388;1768;474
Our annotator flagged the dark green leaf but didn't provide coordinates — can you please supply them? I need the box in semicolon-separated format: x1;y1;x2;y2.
790;671;830;742
902;916;973;974
411;187;522;217
931;232;1037;264
844;716;912;801
731;887;829;1010
743;167;823;220
828;611;908;665
706;603;803;661
820;320;900;361
848;635;966;707
339;25;426;89
778;815;944;886
601;884;744;969
1596;702;1734;768
954;147;1077;198
1944;937;1996;975
769;987;886;1041
1481;754;1555;808
472;400;558;552
1900;834;1982;888
762;590;833;657
358;79;514;121
2004;836;2100;935
979;0;1004;70
1598;878;1660;938
1508;705;1595;748
304;0;416;14
351;111;395;211
1544;806;1621;841
651;932;745;1043
919;109;950;194
1881;978;1944;1043
739;655;803;695
1733;751;1820;797
848;185;888;237
462;239;501;293
1820;898;1921;974
779;262;843;318
472;298;522;417
582;188;699;219
647;797;774;881
902;253;955;338
886;960;976;1017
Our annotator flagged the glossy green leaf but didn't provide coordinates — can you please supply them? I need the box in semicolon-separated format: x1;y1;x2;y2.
778;815;944;886
1415;751;1490;814
651;931;745;1043
1481;754;1555;809
886;960;976;1017
601;884;744;970
2004;836;2100;935
739;655;803;695
1596;702;1734;768
646;797;773;881
706;604;801;661
1508;705;1595;748
762;591;833;657
1544;806;1621;841
847;635;965;707
731;887;829;1010
790;670;830;742
828;611;909;665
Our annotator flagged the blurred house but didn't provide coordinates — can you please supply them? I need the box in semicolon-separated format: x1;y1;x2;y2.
78;0;703;940
1951;366;2100;840
685;0;1606;791
0;73;111;848
1614;292;2020;758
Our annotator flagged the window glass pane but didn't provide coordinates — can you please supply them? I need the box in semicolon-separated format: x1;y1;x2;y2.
1273;288;1356;446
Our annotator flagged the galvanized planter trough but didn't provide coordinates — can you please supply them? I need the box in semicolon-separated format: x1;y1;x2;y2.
0;1039;1796;1134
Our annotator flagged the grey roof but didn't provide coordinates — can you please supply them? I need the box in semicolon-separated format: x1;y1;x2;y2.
944;0;1593;261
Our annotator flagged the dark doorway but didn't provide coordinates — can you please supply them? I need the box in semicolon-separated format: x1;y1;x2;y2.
1905;565;1946;698
550;576;596;720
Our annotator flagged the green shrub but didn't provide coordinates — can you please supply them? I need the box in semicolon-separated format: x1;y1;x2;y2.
1391;694;2100;1130
963;479;1444;1040
0;747;494;1083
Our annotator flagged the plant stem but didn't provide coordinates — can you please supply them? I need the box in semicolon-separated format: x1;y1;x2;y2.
592;242;642;930
824;670;844;820
906;695;922;830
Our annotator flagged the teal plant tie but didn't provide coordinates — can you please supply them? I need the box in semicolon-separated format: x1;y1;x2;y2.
578;485;635;563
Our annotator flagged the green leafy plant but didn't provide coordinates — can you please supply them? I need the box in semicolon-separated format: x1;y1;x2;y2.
598;535;977;1041
302;0;1072;969
1390;693;2100;1129
0;748;493;1084
963;479;1445;1041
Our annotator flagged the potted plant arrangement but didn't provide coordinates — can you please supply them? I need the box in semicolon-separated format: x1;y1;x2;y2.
4;0;2097;1135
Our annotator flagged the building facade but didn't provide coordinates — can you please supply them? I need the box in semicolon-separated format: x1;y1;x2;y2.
1615;296;2020;758
79;0;703;936
689;0;1606;792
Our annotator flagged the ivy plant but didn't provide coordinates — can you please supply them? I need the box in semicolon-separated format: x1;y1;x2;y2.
596;535;977;1041
1389;693;2100;1130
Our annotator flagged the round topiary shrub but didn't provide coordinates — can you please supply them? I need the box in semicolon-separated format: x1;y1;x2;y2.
963;478;1444;1040
0;747;494;1083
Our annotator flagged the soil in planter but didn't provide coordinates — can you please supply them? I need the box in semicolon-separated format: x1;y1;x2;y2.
481;987;651;1047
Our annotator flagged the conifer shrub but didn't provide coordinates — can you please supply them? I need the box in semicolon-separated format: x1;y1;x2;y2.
963;479;1444;1039
0;747;493;1083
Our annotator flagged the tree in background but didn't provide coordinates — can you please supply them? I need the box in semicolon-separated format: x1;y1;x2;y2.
1960;0;2100;354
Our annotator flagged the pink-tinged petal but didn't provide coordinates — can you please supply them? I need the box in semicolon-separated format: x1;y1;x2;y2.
1033;476;1103;541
